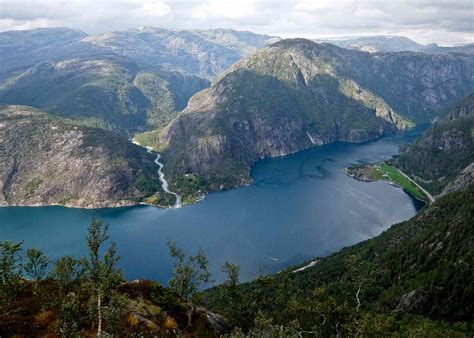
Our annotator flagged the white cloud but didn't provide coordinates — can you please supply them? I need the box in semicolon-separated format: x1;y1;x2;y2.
0;0;472;45
191;0;256;20
139;2;171;17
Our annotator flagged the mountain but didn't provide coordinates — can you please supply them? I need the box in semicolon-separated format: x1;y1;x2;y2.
201;181;473;335
144;38;473;201
0;55;209;134
422;43;474;55
398;93;474;195
83;27;279;79
0;27;277;81
322;35;474;55
327;44;474;122
0;27;277;133
0;105;176;208
320;35;425;53
0;27;92;81
152;38;411;200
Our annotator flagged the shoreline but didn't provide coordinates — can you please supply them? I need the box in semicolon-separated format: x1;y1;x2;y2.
344;162;433;204
0;200;176;210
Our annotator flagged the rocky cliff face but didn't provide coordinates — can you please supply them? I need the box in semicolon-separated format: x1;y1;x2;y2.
440;163;474;197
399;93;474;195
157;39;412;197
0;105;173;208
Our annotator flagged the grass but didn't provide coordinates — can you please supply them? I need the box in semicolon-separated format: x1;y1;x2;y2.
371;163;427;201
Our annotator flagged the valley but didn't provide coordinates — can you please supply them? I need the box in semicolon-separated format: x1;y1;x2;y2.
0;21;472;336
0;128;425;283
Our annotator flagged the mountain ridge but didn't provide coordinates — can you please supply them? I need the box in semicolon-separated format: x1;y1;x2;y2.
150;38;473;202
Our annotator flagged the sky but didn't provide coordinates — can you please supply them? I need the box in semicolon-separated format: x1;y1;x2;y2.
0;0;473;45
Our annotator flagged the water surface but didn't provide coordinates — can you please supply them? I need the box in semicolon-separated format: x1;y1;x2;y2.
0;127;425;284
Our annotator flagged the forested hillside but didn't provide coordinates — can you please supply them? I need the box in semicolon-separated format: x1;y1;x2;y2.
201;183;474;336
398;93;474;195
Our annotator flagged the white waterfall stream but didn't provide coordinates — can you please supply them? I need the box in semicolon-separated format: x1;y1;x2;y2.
132;138;182;208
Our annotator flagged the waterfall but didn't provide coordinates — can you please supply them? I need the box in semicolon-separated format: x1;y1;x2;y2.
131;138;182;208
145;146;182;208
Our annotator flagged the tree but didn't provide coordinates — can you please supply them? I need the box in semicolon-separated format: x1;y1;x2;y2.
104;292;128;334
24;248;49;294
168;240;211;299
0;240;23;298
220;262;243;325
50;255;87;297
221;262;240;288
56;292;81;337
86;219;123;336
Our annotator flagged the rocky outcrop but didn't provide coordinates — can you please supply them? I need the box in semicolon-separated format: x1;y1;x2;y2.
0;105;171;208
440;163;474;196
1;279;231;336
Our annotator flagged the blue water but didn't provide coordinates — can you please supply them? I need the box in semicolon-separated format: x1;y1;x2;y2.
0;128;424;285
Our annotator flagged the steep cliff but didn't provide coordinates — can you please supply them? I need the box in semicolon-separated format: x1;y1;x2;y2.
0;105;175;208
398;93;474;195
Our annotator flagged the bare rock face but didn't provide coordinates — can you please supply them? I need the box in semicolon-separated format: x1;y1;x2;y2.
0;105;163;208
440;163;474;196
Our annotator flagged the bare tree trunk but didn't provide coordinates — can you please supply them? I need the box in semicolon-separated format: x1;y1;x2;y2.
97;290;102;336
354;282;363;337
355;282;362;312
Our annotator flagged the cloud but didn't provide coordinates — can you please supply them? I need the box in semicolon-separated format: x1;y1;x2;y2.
191;0;256;20
138;2;171;17
0;0;472;45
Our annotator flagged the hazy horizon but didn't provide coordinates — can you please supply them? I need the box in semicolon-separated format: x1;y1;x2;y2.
1;0;473;46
